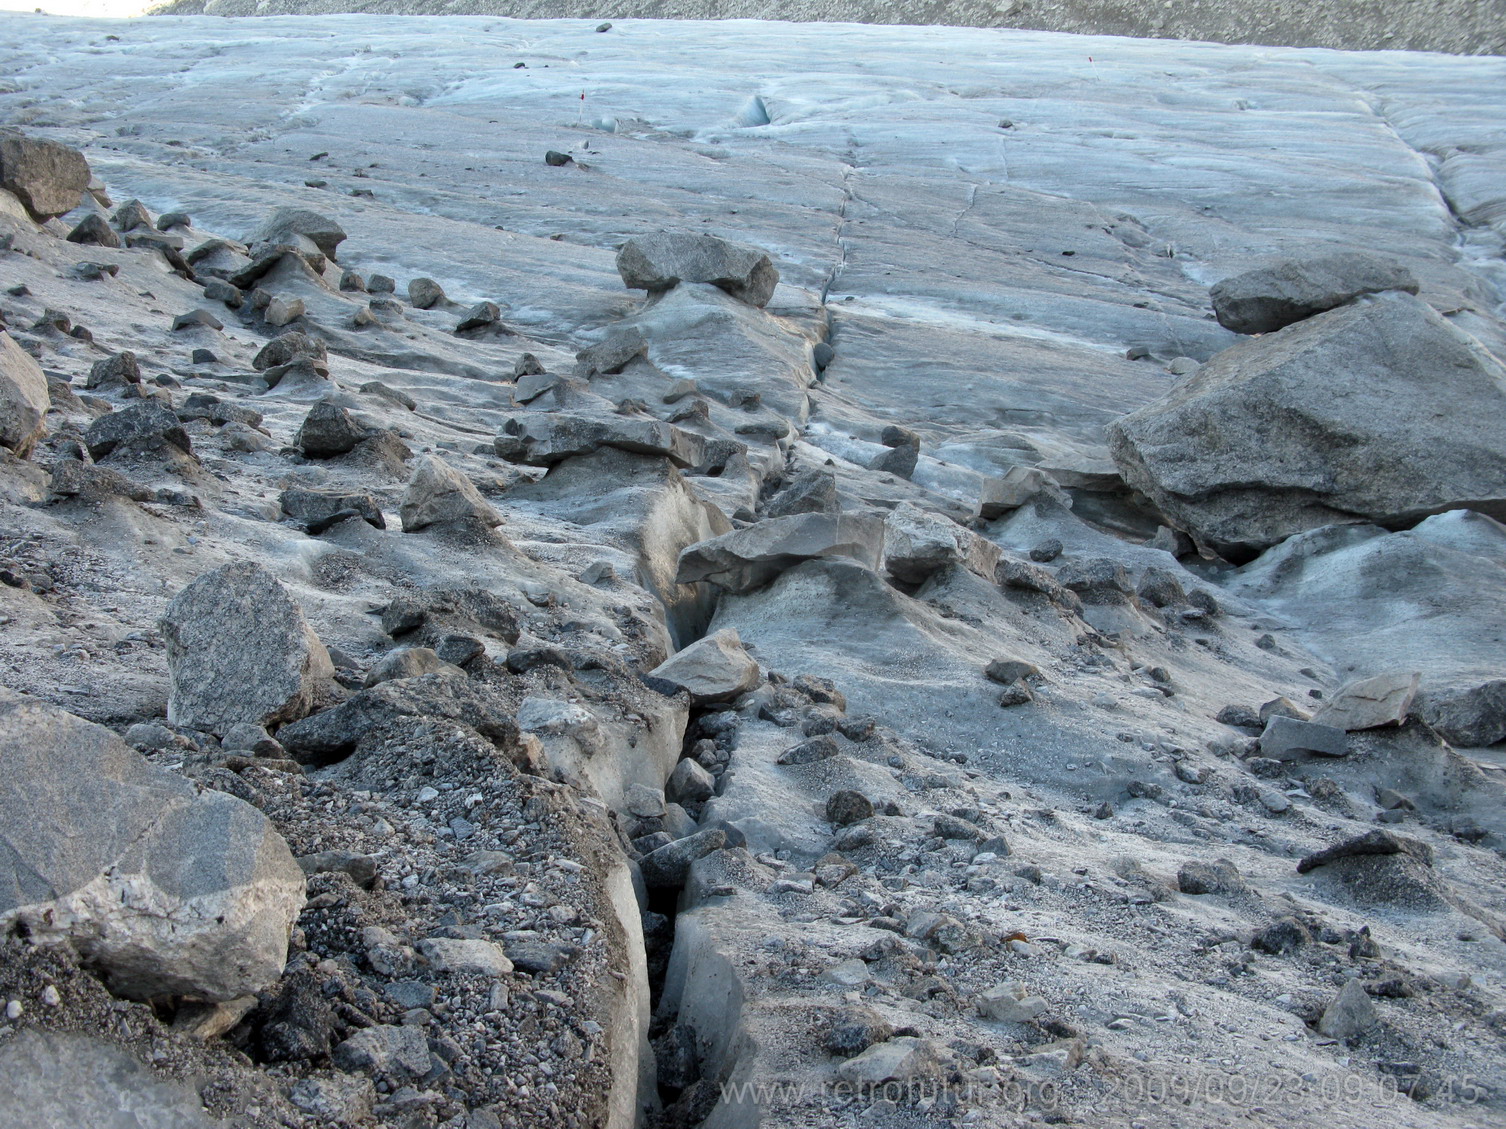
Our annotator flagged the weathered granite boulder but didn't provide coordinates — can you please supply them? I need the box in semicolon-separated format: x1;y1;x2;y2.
0;129;90;221
161;561;334;733
1108;293;1506;553
0;691;305;1001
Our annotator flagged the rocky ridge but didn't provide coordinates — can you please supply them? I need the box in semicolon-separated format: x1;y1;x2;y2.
0;14;1505;1129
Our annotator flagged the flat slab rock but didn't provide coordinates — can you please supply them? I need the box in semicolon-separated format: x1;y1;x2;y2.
1210;251;1419;335
1312;670;1420;731
495;412;707;469
616;231;779;308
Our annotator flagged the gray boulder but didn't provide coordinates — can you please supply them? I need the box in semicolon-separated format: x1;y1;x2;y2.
248;206;346;259
638;828;727;888
650;628;760;705
85;402;193;462
331;1024;430;1080
1211;252;1418;335
1177;858;1248;896
0;332;50;457
161;561;335;733
766;470;839;518
574;328;648;377
66;212;121;248
364;646;463;686
495;412;706;469
1317;978;1378;1040
0;129;90;221
676;512;886;593
616;232;779;307
1312;671;1420;731
279;673;519;765
667;757;716;805
1260;715;1347;758
0;692;305;1001
86;350;142;390
1108;292;1506;553
408;277;446;309
884;501;1000;583
253;331;328;374
399;454;503;532
295;402;369;457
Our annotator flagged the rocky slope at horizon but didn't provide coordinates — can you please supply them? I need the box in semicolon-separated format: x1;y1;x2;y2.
1;14;1505;1129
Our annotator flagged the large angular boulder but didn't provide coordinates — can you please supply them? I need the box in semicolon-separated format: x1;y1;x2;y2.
0;129;90;221
675;512;886;593
248;206;346;260
399;454;503;532
0;332;50;457
84;402;193;462
0;691;305;1001
1210;252;1418;335
650;628;760;705
1107;292;1506;553
161;561;335;733
495;412;706;469
616;232;779;308
884;501;1000;583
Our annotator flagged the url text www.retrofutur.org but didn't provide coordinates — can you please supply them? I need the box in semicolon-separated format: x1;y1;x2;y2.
716;1067;1491;1112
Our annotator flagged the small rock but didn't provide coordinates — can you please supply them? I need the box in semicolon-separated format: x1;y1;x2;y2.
985;658;1037;685
1317;978;1379;1039
826;1005;893;1056
172;309;223;332
1251;916;1312;955
826;790;873;827
977;981;1047;1023
417;937;513;976
408;277;447;309
331;1024;430;1081
1177;858;1247;896
836;1037;944;1087
264;296;305;327
455;301;500;332
667;758;715;805
399;454;503;532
